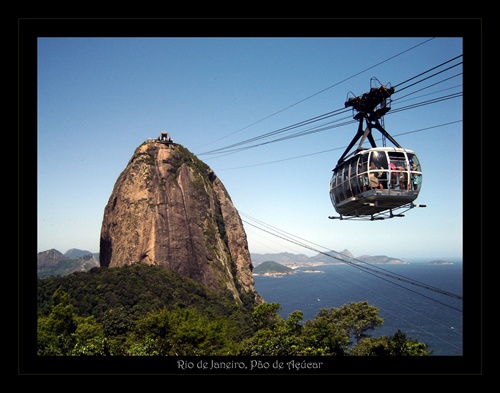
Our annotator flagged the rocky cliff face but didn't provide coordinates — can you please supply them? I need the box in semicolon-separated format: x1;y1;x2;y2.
99;140;260;304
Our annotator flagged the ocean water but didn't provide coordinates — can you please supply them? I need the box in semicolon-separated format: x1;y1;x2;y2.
253;263;463;356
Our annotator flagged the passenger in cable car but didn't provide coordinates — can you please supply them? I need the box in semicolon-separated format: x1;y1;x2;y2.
411;163;421;191
375;162;388;189
369;162;384;189
396;164;406;190
358;162;368;191
412;173;421;191
369;151;388;189
379;172;388;189
369;173;383;189
389;161;397;189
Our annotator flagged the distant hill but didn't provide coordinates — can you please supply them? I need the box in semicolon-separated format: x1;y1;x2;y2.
428;260;454;265
64;248;99;261
306;249;354;264
253;261;294;276
355;255;407;265
251;249;407;267
39;247;450;280
37;249;100;278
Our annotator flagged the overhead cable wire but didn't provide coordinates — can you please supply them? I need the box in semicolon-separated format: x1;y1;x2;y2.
198;55;461;158
393;54;462;90
241;212;463;310
392;76;462;103
198;107;350;156
203;91;461;160
195;37;437;151
216;120;462;170
389;92;462;114
394;60;462;96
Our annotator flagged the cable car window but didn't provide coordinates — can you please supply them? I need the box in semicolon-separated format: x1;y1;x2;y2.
359;154;369;192
370;150;388;169
331;169;337;203
331;170;338;204
408;153;422;191
330;173;339;204
411;171;422;191
344;164;353;198
388;153;408;190
369;151;388;189
338;169;345;200
360;153;369;171
408;153;421;172
349;158;361;195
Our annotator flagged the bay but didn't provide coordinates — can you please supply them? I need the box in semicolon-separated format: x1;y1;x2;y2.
253;263;463;356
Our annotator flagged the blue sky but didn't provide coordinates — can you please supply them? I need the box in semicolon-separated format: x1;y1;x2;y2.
36;35;466;261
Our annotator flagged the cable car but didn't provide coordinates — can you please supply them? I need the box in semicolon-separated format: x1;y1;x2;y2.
329;78;425;220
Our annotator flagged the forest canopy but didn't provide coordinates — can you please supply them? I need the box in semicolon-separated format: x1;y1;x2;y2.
37;264;430;356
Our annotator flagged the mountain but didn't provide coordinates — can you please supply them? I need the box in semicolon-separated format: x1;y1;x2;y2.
428;260;454;265
355;255;408;265
253;261;294;276
308;249;354;264
99;139;260;305
38;246;409;280
37;249;99;278
251;249;407;267
64;248;99;261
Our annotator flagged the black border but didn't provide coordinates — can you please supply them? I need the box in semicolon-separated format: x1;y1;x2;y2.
19;18;485;376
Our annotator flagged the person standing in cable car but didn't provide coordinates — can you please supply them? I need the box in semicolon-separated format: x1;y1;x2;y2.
398;163;408;190
389;161;397;189
369;162;384;189
411;163;421;191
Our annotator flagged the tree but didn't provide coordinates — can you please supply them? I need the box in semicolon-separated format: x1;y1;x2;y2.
37;287;78;355
385;329;430;356
37;268;432;357
237;309;307;356
125;306;240;356
301;313;350;356
314;301;384;343
349;330;430;356
300;301;384;355
250;302;283;331
239;301;385;356
70;315;108;356
37;286;109;355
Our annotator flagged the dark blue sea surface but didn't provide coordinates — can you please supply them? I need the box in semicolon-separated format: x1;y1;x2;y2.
253;263;463;356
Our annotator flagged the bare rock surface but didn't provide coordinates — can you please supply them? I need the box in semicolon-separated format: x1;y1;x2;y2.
99;140;259;304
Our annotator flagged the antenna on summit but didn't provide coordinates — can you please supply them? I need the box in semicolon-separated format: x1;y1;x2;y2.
147;132;174;145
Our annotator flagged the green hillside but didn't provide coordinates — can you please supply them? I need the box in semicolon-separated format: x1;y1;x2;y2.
253;261;294;275
35;263;430;358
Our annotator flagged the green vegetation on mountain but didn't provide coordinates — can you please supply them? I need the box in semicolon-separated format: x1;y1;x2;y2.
253;261;294;275
37;264;431;356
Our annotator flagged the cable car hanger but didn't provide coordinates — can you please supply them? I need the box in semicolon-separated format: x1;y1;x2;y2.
329;78;425;221
338;78;399;164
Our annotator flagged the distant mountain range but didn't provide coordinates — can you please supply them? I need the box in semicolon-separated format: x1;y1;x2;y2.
37;249;99;278
37;248;453;279
250;249;409;267
63;248;99;260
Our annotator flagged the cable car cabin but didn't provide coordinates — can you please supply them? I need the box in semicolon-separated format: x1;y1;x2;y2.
329;147;422;220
